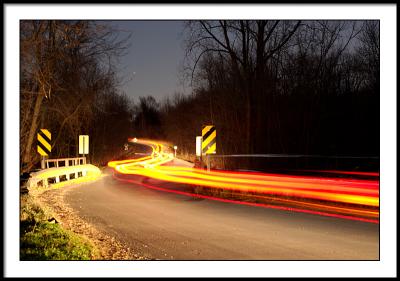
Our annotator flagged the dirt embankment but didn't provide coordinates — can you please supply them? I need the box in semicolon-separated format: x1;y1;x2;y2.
31;182;147;260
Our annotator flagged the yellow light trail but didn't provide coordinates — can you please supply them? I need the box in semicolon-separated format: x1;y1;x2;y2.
108;139;379;222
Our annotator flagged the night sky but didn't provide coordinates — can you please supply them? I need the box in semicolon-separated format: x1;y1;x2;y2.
109;20;190;102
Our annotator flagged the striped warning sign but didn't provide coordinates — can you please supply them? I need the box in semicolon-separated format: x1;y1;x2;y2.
37;129;51;156
202;125;216;154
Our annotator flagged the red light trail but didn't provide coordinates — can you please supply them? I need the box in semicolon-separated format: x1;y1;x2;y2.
108;139;379;223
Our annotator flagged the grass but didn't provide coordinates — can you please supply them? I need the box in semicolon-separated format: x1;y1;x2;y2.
20;194;98;260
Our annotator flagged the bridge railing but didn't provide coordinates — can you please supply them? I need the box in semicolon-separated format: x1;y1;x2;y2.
29;158;100;189
44;157;86;169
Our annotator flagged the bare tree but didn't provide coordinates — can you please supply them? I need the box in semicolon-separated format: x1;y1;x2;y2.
184;20;301;154
357;21;379;93
20;20;131;171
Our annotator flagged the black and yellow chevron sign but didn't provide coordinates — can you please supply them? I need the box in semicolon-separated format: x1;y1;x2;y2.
202;125;216;154
37;129;51;157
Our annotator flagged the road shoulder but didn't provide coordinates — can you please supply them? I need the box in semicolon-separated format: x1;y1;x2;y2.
33;179;146;260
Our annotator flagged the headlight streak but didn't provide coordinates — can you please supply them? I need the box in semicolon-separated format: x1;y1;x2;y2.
113;173;379;224
108;139;379;223
145;167;379;195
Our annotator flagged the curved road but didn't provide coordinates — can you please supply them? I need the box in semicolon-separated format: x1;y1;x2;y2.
64;160;379;260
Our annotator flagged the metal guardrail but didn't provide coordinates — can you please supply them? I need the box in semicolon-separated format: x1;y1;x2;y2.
208;154;379;159
28;164;100;189
201;153;379;172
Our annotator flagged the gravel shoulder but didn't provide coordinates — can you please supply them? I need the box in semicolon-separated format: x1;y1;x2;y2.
32;177;147;260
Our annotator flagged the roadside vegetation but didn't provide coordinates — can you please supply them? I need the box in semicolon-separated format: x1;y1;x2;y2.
20;194;98;260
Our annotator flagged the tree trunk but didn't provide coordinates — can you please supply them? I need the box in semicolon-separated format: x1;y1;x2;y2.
22;91;44;169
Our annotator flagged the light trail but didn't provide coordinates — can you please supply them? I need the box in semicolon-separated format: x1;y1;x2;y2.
113;174;379;224
108;139;379;223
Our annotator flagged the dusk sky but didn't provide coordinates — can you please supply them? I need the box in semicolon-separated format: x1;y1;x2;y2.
107;20;363;103
109;20;190;102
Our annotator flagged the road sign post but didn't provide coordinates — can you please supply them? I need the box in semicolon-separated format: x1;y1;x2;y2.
201;125;216;155
196;136;202;165
37;129;51;169
202;125;216;172
79;135;89;163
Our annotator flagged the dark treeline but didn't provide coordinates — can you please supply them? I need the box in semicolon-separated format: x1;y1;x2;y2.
20;20;133;172
159;20;379;170
21;20;379;172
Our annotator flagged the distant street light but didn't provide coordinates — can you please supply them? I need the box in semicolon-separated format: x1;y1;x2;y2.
133;138;138;143
173;145;177;157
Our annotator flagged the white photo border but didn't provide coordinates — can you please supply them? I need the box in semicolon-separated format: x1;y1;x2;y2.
4;3;397;278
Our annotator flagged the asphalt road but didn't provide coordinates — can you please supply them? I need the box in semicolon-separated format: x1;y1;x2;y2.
64;161;379;260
